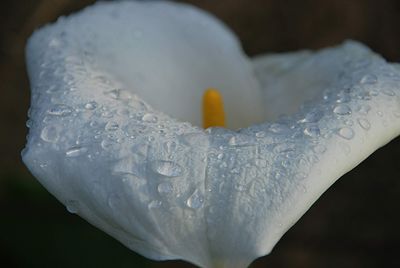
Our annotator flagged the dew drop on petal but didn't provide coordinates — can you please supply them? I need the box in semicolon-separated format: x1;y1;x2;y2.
382;89;395;96
163;140;177;153
360;74;377;84
254;131;266;138
333;104;351;115
65;146;88;157
313;144;327;154
148;200;162;209
357;118;371;130
268;123;289;134
104;89;120;99
303;126;320;138
157;182;173;194
298;111;324;123
336;127;354;140
101;139;118;151
358;104;371;115
47;104;73;116
142;113;158;123
105;121;119;131
84;101;97;110
151;160;183;177
255;158;268;167
186;189;204;209
66;200;79;214
40;126;59;143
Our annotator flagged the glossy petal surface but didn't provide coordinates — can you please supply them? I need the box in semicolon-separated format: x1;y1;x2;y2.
23;1;400;268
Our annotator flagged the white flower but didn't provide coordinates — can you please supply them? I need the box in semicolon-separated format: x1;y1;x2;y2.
23;1;400;268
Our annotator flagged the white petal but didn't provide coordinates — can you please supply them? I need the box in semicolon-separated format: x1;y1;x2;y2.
23;1;400;268
25;1;264;129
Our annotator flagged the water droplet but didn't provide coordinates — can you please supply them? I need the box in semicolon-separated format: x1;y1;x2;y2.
357;118;370;130
84;101;97;110
151;160;183;177
157;182;173;194
164;141;177;153
360;74;377;84
66;146;88;157
333;104;351;115
268;123;289;134
40;126;59;143
105;121;119;131
186;189;204;209
255;131;266;138
217;153;224;160
336;92;351;103
356;91;372;101
47;104;73;116
274;143;295;153
255;158;268;167
107;194;121;210
148;200;162;209
382;89;395;96
104;89;120;99
303;126;320;138
26;119;33;128
228;135;253;147
369;89;379;96
344;119;353;126
101;139;118;151
298;111;324;123
336;127;354;140
358;104;371;115
101;110;113;118
142;113;158;123
313;144;326;154
66;200;79;214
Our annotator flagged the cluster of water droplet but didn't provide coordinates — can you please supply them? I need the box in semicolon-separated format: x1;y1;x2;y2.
23;9;400;263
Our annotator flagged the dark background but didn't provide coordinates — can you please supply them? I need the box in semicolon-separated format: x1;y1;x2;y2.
1;0;400;267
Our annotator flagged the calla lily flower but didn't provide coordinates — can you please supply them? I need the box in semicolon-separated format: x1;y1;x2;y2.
23;1;400;268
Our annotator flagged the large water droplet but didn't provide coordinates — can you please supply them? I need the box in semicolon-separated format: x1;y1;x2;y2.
84;101;97;110
66;200;79;214
148;200;162;209
360;74;378;84
268;123;289;134
255;158;268;167
101;139;118;151
47;104;73;116
333;104;351;115
151;160;183;177
357;118;370;130
298;111;324;123
382;89;395;96
313;144;327;154
40;126;59;143
336;127;354;140
303;126;320;138
358;104;371;115
142;113;158;123
105;121;119;131
66;146;88;157
186;189;204;209
157;182;173;194
104;89;120;99
164;140;177;153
